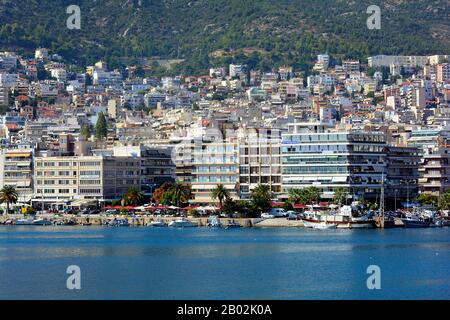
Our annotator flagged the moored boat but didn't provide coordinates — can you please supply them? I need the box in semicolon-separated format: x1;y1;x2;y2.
300;204;374;229
207;216;223;228
108;218;129;227
147;220;168;227
168;217;198;228
226;220;242;229
33;218;52;226
312;222;337;230
15;218;35;225
401;214;430;228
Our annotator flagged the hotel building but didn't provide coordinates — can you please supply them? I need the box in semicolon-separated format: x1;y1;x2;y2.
281;122;387;200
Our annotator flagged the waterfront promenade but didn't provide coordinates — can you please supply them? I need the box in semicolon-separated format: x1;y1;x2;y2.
0;214;409;228
0;214;263;228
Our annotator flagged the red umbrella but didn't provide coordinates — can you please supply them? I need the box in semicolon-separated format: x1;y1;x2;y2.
293;204;307;209
123;206;135;210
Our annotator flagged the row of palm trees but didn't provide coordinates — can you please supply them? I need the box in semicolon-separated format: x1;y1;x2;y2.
0;183;348;216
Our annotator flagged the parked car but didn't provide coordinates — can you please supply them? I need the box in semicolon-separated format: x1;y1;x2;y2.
105;209;118;215
268;208;288;217
286;211;299;220
62;208;75;215
261;213;275;219
89;209;101;215
79;208;90;215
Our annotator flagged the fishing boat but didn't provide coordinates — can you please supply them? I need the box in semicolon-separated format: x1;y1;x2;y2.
312;222;337;230
401;214;431;228
300;204;374;229
168;217;198;228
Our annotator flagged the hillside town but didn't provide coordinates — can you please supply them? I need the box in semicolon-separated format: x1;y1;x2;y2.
0;48;450;216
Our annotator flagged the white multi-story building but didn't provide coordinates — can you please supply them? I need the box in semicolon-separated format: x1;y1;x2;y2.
0;73;18;88
281;122;387;200
368;55;430;68
0;147;34;204
229;64;246;78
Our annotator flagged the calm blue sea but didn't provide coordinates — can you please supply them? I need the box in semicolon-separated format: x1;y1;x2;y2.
0;226;449;300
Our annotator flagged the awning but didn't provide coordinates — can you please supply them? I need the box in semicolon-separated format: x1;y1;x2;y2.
333;177;348;182
70;199;98;207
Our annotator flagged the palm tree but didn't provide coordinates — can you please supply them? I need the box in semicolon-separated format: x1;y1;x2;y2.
288;188;304;204
251;184;272;213
305;187;320;204
333;187;347;206
211;184;230;212
0;185;19;215
124;187;144;206
170;183;192;206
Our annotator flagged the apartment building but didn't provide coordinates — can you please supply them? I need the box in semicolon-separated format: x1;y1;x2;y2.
238;128;282;200
0;147;34;203
0;85;8;107
32;155;141;209
437;64;450;83
112;145;176;195
191;140;239;204
385;146;420;204
368;55;429;68
281;122;387;200
418;147;450;196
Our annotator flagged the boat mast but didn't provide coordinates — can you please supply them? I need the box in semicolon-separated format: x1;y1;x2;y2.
380;171;385;228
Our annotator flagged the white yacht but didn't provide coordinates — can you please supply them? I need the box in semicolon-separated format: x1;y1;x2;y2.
15;218;35;225
33;218;52;226
148;221;168;227
168;217;198;228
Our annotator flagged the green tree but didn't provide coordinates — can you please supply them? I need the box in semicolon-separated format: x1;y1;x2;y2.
417;193;439;207
438;191;450;210
211;184;230;213
288;187;321;205
305;187;321;204
333;187;347;205
124;187;144;206
0;185;19;215
221;197;237;217
81;124;91;140
95;112;108;139
164;183;191;206
250;184;272;213
288;188;307;204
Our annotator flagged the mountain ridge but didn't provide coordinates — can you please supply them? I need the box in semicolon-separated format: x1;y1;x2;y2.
0;0;449;73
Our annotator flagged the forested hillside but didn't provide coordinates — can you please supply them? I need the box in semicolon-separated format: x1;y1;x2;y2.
0;0;448;73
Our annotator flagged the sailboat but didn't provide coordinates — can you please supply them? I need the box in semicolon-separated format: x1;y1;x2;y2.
376;172;396;229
